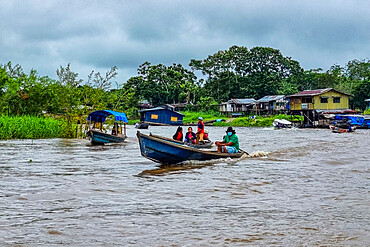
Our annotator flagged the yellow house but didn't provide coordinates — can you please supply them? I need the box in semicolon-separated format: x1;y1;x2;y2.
288;88;351;111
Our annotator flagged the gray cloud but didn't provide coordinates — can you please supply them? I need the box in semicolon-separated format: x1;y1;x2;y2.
1;0;369;83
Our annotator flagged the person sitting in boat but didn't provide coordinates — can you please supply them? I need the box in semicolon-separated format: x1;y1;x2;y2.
196;117;205;144
184;127;196;144
215;127;239;153
203;129;209;140
111;123;120;135
173;126;183;142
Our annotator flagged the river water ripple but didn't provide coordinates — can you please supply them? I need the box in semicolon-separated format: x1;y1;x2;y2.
0;126;369;246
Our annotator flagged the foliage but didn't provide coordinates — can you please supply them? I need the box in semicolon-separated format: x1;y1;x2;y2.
181;111;221;124
127;62;199;105
0;115;74;139
214;114;303;127
190;46;304;101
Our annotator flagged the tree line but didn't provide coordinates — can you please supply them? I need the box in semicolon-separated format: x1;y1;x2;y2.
1;45;369;120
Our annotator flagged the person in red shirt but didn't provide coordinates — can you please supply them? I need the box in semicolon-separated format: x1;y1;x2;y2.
172;126;183;142
196;117;204;144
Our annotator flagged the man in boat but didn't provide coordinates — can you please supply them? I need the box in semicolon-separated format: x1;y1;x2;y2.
196;117;205;144
215;127;239;153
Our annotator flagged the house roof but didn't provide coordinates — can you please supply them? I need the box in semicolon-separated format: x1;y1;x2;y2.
257;95;285;103
229;98;256;104
139;107;184;116
288;88;351;97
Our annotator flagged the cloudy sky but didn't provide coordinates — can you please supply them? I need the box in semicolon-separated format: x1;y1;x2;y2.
1;0;369;84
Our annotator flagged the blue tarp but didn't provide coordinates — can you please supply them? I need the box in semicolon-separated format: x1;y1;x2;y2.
87;110;128;123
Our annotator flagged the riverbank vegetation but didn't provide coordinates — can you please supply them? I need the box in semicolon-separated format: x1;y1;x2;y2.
0;116;76;139
1;45;369;138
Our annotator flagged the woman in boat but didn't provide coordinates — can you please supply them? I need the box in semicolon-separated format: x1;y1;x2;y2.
173;126;183;142
184;127;196;144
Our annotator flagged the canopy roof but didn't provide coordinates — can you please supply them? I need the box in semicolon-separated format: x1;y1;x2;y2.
87;110;128;123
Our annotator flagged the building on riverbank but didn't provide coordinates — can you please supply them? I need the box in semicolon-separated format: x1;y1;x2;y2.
286;88;355;127
219;98;256;116
256;95;287;115
139;106;184;125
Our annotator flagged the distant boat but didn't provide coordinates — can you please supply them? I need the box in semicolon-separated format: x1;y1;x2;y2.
330;125;356;133
273;119;292;128
135;122;149;129
137;131;246;165
149;133;213;149
87;110;128;145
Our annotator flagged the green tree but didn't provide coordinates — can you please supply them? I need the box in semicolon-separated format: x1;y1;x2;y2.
190;46;303;101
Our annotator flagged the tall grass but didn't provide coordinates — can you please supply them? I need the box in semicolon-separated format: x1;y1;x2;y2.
214;114;304;127
0;116;73;139
181;111;221;124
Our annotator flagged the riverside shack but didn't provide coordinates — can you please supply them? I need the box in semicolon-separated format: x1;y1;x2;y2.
139;106;184;125
287;88;353;127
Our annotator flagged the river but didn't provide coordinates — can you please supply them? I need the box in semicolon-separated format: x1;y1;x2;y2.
0;126;369;246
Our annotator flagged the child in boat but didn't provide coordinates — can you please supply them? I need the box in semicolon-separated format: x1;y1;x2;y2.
173;126;183;142
203;129;209;140
185;127;196;144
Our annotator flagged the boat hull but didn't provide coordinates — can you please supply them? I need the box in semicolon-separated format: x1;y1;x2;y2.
88;130;126;145
149;133;213;149
137;131;245;164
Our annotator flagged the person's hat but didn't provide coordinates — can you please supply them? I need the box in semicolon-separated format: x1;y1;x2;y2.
198;117;203;120
226;127;235;133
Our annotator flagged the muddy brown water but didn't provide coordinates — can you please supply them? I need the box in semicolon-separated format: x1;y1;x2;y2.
0;126;369;246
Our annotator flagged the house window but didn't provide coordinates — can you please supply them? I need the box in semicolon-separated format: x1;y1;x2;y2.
151;114;158;119
333;97;341;103
171;116;178;122
320;97;328;103
302;97;312;103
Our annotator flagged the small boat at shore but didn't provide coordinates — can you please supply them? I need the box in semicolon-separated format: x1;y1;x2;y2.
149;133;213;149
273;119;292;128
135;122;149;129
137;131;246;165
87;110;128;145
330;125;355;133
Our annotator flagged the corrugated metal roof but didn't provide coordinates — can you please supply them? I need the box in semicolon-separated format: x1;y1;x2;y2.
257;95;285;103
228;98;256;104
288;88;351;97
139;107;184;116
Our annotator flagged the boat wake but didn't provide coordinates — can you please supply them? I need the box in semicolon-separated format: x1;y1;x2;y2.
247;150;270;158
138;151;270;176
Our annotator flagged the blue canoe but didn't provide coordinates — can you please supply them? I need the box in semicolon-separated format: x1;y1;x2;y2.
149;133;213;149
87;110;128;145
137;131;246;165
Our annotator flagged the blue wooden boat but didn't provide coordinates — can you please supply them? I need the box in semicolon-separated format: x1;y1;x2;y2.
87;110;128;145
137;131;246;165
149;133;213;149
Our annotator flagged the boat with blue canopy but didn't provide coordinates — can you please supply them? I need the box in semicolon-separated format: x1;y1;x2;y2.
87;110;128;145
137;131;246;165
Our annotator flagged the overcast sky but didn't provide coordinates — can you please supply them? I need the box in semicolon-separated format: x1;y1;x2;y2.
1;0;369;84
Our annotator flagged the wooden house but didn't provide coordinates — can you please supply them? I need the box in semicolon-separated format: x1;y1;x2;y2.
139;106;184;125
256;95;287;114
287;88;352;127
219;98;256;115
